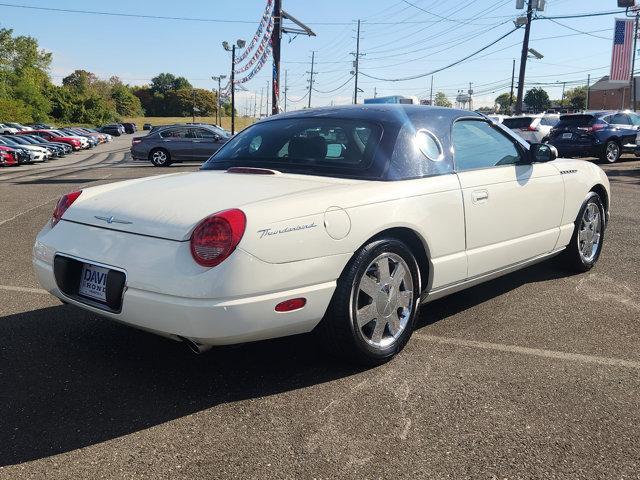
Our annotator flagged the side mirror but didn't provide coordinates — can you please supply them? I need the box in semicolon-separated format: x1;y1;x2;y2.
530;143;557;163
213;134;222;142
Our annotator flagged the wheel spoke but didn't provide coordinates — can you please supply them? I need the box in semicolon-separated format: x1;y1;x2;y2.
376;257;392;284
371;318;386;344
356;303;376;327
387;312;401;336
391;262;406;288
578;228;588;242
398;290;412;308
359;274;379;297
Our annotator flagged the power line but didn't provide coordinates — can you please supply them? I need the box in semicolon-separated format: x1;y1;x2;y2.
313;76;354;94
0;3;626;25
360;26;522;82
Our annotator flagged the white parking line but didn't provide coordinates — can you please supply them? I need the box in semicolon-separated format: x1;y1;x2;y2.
0;285;49;295
0;197;59;227
414;333;640;370
0;174;113;228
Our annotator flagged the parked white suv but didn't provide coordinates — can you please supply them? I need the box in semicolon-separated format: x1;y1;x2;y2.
502;114;560;143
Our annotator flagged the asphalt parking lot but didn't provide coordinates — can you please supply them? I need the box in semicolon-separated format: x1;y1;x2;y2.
0;136;638;479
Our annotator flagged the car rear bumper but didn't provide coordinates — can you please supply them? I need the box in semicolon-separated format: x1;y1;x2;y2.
32;220;344;346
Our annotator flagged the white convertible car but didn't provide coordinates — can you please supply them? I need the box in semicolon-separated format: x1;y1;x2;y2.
33;105;610;364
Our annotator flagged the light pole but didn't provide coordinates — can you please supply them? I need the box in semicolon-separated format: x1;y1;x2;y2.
211;75;226;126
223;39;245;135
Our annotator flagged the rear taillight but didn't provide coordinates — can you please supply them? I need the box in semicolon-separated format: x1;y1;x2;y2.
51;190;82;227
132;138;142;145
526;126;538;131
190;209;246;267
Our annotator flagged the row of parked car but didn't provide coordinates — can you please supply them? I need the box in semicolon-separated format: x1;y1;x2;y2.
0;122;114;167
491;110;640;163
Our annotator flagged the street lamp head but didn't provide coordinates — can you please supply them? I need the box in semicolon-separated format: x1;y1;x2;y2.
528;48;544;59
220;74;227;80
236;39;246;48
222;41;230;51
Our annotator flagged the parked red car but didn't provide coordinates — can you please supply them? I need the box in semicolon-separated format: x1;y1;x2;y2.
0;146;18;166
20;130;82;150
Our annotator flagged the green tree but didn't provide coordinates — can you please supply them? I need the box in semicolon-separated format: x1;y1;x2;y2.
111;84;143;116
564;86;587;110
494;92;513;113
150;73;192;95
62;69;98;93
524;87;551;112
434;91;452;108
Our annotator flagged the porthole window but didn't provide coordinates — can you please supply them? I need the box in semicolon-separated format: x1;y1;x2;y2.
415;129;443;161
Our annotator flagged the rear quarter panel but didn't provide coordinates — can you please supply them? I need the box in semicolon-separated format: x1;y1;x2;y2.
240;174;466;290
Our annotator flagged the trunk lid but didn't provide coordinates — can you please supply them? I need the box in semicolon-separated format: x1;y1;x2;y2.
63;170;345;240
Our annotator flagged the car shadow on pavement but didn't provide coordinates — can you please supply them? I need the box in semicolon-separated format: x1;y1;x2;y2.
0;260;571;466
0;302;369;466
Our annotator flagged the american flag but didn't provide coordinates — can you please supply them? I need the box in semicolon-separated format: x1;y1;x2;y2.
610;18;635;82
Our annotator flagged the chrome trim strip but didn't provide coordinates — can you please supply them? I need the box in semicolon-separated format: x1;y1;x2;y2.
422;248;565;303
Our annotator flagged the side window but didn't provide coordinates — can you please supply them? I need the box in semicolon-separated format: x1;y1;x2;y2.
628;113;640;126
160;128;186;139
196;128;216;139
610;113;630;125
452;120;522;171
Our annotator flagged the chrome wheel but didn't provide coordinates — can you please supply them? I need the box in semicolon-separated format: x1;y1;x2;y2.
353;253;414;349
605;142;619;163
578;201;602;263
151;150;167;165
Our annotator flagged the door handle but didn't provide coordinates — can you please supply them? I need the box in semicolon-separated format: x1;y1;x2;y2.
471;189;489;203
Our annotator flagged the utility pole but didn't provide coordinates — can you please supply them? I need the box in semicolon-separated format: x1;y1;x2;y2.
631;12;639;111
231;45;236;133
259;87;264;118
353;19;361;104
284;69;288;112
192;88;196;123
271;0;282;115
211;75;226;126
270;0;315;115
222;40;245;135
374;87;377;98
253;93;257;118
560;81;566;106
468;82;473;111
266;80;270;116
429;76;434;105
308;51;315;109
509;59;515;111
515;0;534;115
586;74;590;110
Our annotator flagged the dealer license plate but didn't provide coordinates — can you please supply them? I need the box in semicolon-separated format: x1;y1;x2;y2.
79;263;109;302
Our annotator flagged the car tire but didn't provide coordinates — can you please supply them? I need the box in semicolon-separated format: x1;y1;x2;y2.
149;148;172;167
315;237;421;365
600;140;621;163
560;192;605;273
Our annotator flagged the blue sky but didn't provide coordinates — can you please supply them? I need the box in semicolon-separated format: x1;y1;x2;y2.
0;0;622;109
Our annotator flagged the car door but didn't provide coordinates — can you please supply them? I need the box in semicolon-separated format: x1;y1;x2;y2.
159;127;193;161
453;118;564;278
192;128;224;160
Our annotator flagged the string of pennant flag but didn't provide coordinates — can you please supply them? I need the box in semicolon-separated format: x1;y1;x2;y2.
226;0;274;89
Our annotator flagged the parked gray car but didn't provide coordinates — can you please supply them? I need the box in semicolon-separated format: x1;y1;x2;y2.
131;125;230;167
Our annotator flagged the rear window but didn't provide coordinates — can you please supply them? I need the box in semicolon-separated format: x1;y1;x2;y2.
540;116;559;127
202;118;382;178
556;115;595;128
502;117;534;129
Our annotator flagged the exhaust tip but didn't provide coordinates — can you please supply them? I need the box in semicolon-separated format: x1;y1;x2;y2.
179;336;212;355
